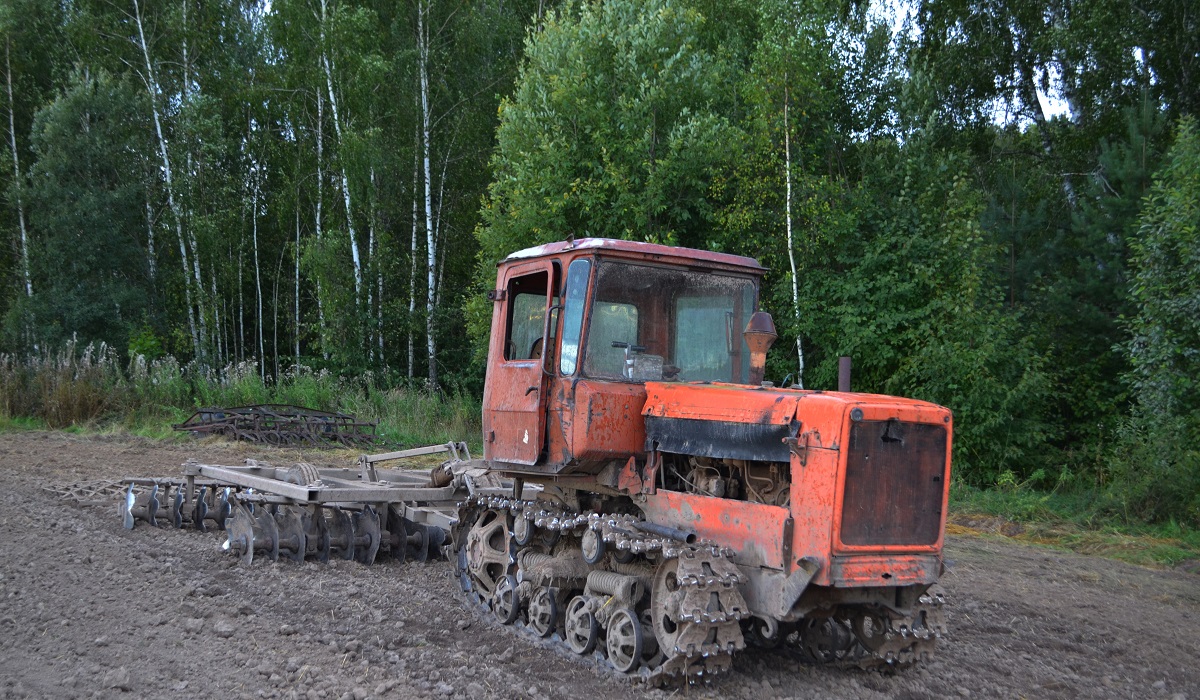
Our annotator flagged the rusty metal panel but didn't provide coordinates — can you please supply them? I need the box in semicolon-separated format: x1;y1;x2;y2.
828;554;940;587
482;260;553;465
644;415;796;462
640;490;790;569
643;382;802;425
570;380;647;463
840;421;947;547
502;238;767;274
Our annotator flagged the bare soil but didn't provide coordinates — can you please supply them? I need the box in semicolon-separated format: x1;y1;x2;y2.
0;431;1196;700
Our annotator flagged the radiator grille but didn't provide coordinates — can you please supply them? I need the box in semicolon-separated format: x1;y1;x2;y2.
841;420;946;547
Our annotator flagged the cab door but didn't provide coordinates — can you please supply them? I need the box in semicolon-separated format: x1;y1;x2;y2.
483;260;556;465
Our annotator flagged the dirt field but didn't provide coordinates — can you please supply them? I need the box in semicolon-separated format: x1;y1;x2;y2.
0;431;1196;700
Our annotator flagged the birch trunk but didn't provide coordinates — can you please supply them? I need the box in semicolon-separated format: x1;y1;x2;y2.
418;0;438;389
144;198;156;281
295;199;301;365
252;167;265;380
367;167;376;363
238;245;245;365
212;275;222;366
315;86;328;359
133;0;203;359
783;83;803;388
319;0;363;302
369;167;383;365
408;129;418;379
4;40;32;302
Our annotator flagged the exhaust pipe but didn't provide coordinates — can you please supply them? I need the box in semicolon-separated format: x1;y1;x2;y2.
743;312;777;386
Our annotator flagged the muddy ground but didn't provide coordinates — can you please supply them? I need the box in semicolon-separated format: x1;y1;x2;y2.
0;431;1196;699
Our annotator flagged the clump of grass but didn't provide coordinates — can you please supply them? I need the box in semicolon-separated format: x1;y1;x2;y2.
950;478;1200;569
0;344;482;448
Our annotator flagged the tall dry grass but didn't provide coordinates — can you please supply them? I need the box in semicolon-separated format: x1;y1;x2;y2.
0;343;482;447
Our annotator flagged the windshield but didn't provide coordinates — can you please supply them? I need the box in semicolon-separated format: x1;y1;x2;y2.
580;260;757;383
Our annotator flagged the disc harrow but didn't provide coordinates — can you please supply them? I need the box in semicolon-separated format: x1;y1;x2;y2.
118;442;505;571
174;404;380;448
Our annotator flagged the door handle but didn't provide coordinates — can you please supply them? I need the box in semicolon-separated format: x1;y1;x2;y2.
525;386;538;396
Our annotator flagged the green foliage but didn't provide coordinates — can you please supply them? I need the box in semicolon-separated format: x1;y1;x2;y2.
795;141;1053;484
477;0;744;265
10;71;153;350
1117;117;1200;525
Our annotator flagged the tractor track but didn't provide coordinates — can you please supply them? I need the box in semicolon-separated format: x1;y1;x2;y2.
1;431;1198;699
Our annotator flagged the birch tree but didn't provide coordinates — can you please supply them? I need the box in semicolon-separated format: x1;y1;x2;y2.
418;0;437;388
132;0;203;359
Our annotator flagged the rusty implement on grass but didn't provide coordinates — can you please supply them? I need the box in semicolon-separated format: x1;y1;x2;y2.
174;404;379;448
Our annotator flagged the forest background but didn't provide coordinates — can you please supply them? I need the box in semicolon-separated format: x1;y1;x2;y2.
0;0;1197;537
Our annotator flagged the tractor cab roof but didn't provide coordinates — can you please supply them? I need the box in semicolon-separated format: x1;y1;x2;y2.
501;238;766;275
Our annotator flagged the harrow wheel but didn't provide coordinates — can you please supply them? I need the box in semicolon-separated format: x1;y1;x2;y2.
383;506;408;565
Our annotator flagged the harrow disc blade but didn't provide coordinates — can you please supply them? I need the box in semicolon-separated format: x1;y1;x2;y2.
384;505;407;565
301;508;330;562
170;488;185;529
409;522;429;563
122;485;137;530
328;507;355;561
353;506;381;565
226;503;256;566
275;507;307;563
254;507;280;562
193;486;210;532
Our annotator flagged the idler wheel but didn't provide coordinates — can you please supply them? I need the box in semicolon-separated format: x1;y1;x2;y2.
581;528;605;565
605;607;643;673
850;610;889;652
565;596;598;655
492;574;520;625
747;616;782;649
527;587;557;638
799;617;854;663
512;515;534;546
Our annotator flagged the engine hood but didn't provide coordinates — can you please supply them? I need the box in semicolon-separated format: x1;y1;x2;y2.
641;382;950;461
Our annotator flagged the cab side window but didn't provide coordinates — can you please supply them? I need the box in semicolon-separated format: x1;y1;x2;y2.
504;271;548;361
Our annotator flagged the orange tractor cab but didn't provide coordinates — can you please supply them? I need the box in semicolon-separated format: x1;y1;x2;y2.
460;238;951;681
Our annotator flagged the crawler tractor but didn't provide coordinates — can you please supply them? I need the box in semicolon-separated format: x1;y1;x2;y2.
455;238;951;682
122;238;951;686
